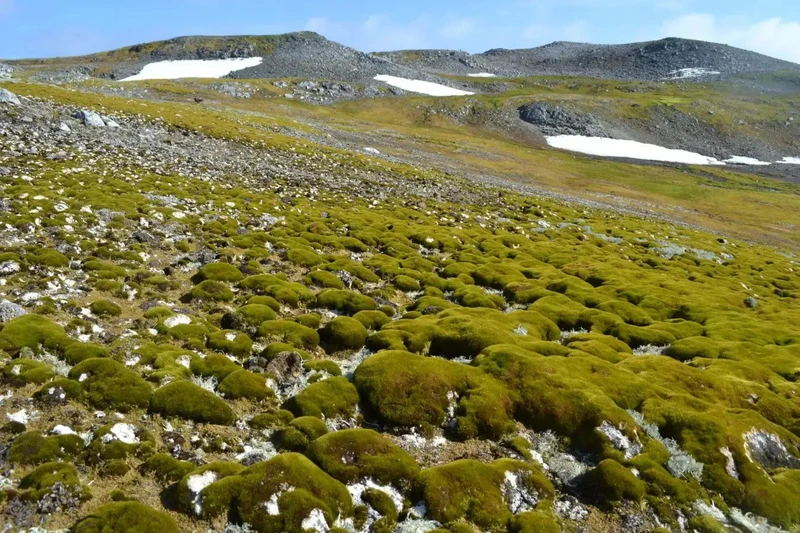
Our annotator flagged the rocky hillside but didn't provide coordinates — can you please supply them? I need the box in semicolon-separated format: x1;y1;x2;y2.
8;32;453;86
376;37;800;80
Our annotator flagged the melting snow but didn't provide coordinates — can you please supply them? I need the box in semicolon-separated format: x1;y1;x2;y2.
122;57;263;81
778;157;800;164
667;68;721;79
547;135;722;165
724;156;771;166
374;75;474;96
467;72;497;77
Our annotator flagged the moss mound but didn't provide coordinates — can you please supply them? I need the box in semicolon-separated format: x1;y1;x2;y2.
233;453;353;533
3;358;55;386
9;430;85;465
90;299;122;317
316;289;378;315
68;358;152;411
307;429;419;488
149;380;236;425
320;316;368;353
284;376;359;419
219;369;274;400
584;459;646;505
0;314;73;354
72;501;179;533
195;262;244;283
259;320;320;349
191;280;234;302
418;459;553;530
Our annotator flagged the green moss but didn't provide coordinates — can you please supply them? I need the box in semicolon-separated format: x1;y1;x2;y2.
29;248;69;268
234;453;352;533
63;342;110;364
3;358;55;386
177;461;246;517
191;280;234;302
353;310;391;331
277;416;329;452
143;306;174;319
232;304;278;327
68;358;152;411
665;336;722;361
72;501;179;533
393;275;421;291
19;461;88;501
34;377;83;401
287;247;325;267
584;459;646;505
102;459;131;477
688;515;728;533
248;295;282;311
355;350;514;439
362;488;398;522
259;320;320;349
307;429;419;488
509;511;560;533
219;369;274;400
190;352;240;380
249;409;295;430
207;330;253;358
292;313;321;329
320;316;368;353
304;359;343;377
86;423;155;462
90;299;123;317
284;376;359;419
9;431;85;465
195;262;244;283
316;289;378;315
307;270;345;289
0;314;73;354
418;459;552;530
142;453;196;483
149;380;236;425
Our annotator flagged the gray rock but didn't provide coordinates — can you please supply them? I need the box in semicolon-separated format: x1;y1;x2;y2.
0;300;26;323
744;428;800;470
265;351;304;382
72;109;106;127
519;102;606;137
0;88;21;105
0;260;21;274
745;296;758;308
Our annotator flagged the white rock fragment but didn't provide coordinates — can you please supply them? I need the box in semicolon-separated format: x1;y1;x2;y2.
187;470;218;516
163;314;192;328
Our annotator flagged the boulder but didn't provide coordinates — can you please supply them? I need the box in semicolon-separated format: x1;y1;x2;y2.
0;88;20;105
72;110;106;127
0;300;26;323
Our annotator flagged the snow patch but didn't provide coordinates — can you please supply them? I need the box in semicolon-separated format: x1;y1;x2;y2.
51;425;76;436
467;72;497;77
777;157;800;164
724;156;771;166
374;75;474;96
122;57;263;81
547;135;723;165
667;68;721;79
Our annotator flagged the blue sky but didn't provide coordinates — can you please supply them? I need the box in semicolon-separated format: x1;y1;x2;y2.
1;0;799;62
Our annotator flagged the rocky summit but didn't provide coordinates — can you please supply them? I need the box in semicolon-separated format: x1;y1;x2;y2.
1;30;800;533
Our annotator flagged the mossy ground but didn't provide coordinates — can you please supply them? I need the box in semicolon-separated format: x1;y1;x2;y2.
1;75;800;532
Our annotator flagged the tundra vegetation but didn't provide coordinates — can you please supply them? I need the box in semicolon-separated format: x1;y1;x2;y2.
1;62;800;532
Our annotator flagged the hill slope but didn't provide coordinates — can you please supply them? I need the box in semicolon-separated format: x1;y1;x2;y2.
375;37;800;80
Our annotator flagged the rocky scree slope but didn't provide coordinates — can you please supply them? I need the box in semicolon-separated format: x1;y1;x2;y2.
1;86;800;533
8;32;466;88
376;37;800;81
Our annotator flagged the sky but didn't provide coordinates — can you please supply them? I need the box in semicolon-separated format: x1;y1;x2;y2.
1;0;800;63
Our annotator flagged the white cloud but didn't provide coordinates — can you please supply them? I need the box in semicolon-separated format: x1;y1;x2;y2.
661;13;800;63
